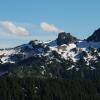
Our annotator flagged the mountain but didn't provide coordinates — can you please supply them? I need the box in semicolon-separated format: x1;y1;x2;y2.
0;30;100;79
87;28;100;42
56;32;77;45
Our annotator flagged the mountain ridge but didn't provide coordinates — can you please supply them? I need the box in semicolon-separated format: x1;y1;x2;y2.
87;28;100;42
0;28;100;79
0;29;100;64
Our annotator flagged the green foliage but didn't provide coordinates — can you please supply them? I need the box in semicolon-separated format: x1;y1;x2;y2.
0;76;100;100
52;50;61;59
10;54;23;61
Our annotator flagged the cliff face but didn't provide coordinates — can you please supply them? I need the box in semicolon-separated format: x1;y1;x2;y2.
87;28;100;42
56;32;77;45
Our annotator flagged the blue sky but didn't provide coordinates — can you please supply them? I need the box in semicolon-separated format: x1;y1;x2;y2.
0;0;100;48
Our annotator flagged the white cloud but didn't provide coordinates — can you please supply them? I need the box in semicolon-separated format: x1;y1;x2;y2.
40;22;64;33
0;21;30;36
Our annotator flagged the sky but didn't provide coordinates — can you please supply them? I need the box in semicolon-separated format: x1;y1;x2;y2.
0;0;100;48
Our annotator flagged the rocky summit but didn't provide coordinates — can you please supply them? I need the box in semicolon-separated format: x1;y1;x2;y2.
0;29;100;79
87;28;100;42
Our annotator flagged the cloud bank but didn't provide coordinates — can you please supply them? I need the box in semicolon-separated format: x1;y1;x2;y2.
0;21;30;36
40;22;64;33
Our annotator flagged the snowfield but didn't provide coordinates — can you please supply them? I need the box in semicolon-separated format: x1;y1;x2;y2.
0;39;100;72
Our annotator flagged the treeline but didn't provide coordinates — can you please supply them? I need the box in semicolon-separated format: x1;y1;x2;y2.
0;75;100;100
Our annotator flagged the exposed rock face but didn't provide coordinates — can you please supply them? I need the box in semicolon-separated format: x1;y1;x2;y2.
57;32;77;45
0;29;100;79
87;28;100;42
